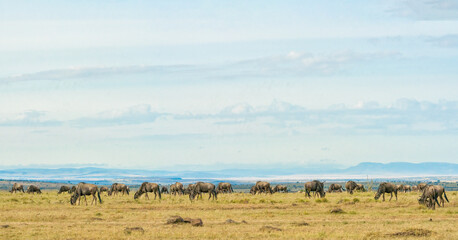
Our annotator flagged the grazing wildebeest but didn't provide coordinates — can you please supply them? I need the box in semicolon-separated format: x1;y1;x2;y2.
273;185;288;193
250;185;257;195
134;182;161;200
418;185;442;210
27;185;42;194
70;182;102;206
374;182;397;201
217;182;233;193
161;186;169;194
10;183;25;193
170;182;184;195
345;181;358;194
184;184;195;195
304;180;325;198
69;186;77;194
328;183;343;193
355;184;366;192
395;184;404;192
403;185;411;193
189;182;217;201
58;186;71;194
412;185;418;191
108;183;130;196
417;183;428;191
418;185;449;208
100;186;108;193
255;181;273;194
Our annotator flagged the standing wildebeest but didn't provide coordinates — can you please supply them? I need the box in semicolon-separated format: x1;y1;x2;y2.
412;185;418;191
250;185;257;195
273;185;288;193
418;185;442;210
217;182;233;193
189;182;217;201
355;184;366;192
27;185;42;194
10;183;25;193
161;186;169;194
418;185;449;208
69;186;77;194
184;184;195;195
403;185;412;193
328;183;343;193
345;181;358;194
170;182;184;195
58;186;71;194
374;182;397;201
417;183;428;191
108;183;130;196
100;186;109;193
255;181;273;194
395;184;404;192
70;182;102;206
134;182;161;200
304;180;325;198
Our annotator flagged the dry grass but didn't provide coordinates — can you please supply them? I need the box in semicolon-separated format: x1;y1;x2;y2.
0;190;456;239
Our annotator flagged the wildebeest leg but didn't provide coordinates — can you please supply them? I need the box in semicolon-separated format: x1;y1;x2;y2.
145;192;149;200
439;195;444;207
84;195;88;206
395;192;397;201
389;192;393;201
382;193;385;201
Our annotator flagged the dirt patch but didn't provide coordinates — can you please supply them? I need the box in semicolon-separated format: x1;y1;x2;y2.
1;225;10;228
260;225;282;232
124;227;145;235
388;228;432;237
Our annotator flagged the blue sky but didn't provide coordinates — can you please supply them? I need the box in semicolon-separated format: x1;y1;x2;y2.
0;0;457;169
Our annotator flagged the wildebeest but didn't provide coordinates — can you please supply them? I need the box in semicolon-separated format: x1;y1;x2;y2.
273;185;288;193
161;186;169;194
108;183;130;196
100;186;109;193
217;182;233;193
69;186;77;194
134;182;161;200
345;181;358;194
189;182;217;201
170;182;184;195
417;183;428;191
10;183;25;193
250;185;257;195
374;182;397;201
412;185;418;191
70;182;102;206
184;184;195;195
355;184;366;192
418;185;449;209
27;185;42;194
403;185;411;192
255;181;273;194
304;180;325;198
395;184;404;192
328;183;343;193
418;185;442;210
58;186;71;194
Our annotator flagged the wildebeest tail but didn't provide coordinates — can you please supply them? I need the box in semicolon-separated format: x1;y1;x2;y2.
158;186;162;199
444;190;449;203
97;189;102;204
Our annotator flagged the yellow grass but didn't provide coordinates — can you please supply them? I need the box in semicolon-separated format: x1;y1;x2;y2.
0;190;457;239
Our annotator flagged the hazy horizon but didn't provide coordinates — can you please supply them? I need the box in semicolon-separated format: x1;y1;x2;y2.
1;1;457;169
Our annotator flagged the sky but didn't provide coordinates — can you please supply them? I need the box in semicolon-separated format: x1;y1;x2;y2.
0;0;457;170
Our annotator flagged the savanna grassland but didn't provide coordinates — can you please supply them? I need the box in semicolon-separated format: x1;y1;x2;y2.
0;190;457;239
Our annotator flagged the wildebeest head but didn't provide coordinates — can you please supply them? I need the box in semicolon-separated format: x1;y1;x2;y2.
189;190;197;201
133;191;140;199
70;195;78;205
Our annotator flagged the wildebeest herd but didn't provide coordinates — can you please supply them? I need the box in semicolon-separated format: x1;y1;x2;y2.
9;181;450;210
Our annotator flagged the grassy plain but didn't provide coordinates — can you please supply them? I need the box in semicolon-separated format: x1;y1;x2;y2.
0;190;457;239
